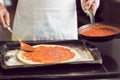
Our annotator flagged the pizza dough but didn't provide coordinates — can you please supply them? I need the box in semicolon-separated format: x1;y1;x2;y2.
17;45;82;64
5;44;94;66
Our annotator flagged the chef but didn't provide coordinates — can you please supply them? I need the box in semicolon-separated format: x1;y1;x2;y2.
0;0;100;41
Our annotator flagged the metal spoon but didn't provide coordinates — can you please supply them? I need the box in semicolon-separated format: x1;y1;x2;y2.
88;8;95;24
7;26;34;52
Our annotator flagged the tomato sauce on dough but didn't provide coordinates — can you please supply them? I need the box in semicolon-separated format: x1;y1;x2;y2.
22;45;75;64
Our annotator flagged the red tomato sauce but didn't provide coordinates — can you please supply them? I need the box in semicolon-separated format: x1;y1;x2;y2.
80;24;120;37
22;45;75;64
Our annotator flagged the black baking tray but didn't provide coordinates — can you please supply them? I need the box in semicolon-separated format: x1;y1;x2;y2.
0;40;102;69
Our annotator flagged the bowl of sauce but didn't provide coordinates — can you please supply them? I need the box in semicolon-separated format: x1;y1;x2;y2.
78;23;120;42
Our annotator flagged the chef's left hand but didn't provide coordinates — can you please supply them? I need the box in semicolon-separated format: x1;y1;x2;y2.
81;0;100;16
0;3;10;29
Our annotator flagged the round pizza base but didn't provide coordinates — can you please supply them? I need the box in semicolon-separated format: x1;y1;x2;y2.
17;45;81;64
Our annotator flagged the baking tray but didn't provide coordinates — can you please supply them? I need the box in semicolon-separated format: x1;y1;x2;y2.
0;40;102;69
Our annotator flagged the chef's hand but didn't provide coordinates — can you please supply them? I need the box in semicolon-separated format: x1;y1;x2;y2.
0;3;10;29
81;0;100;16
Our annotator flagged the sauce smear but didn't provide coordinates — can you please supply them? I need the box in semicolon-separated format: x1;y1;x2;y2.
22;45;75;64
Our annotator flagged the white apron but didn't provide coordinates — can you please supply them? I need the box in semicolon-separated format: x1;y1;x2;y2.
12;0;78;41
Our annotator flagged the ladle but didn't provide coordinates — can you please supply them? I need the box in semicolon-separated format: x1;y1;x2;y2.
7;26;34;52
88;8;95;24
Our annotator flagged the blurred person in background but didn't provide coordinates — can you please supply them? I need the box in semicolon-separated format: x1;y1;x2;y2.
0;0;100;41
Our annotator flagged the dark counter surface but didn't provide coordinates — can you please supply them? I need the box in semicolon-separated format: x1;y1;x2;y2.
0;39;120;80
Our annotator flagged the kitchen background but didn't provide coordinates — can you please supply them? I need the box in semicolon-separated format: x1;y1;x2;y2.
0;0;120;41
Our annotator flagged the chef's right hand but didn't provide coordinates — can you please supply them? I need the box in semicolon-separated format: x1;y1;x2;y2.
0;3;10;29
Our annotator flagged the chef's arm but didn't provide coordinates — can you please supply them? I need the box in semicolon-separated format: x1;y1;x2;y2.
81;0;100;16
0;0;10;29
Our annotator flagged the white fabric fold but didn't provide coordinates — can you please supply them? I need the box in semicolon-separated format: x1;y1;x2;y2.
12;0;78;41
